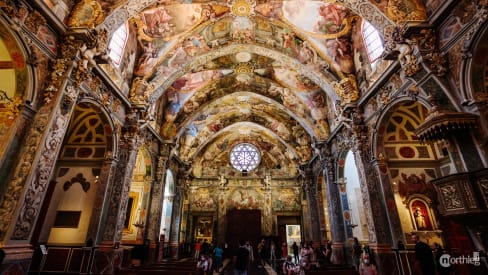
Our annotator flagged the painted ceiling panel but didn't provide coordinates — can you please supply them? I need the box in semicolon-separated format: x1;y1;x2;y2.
191;122;299;178
174;92;311;162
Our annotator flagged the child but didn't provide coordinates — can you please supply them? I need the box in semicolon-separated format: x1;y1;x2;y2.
196;254;208;275
283;255;298;275
359;254;377;275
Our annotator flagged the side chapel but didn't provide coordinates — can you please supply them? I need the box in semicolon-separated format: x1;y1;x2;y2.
0;0;487;274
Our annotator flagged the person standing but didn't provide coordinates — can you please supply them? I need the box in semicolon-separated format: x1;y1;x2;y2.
233;240;250;275
257;238;266;268
281;241;288;259
194;240;201;260
292;242;299;264
434;242;451;275
411;235;435;275
352;237;362;271
270;240;277;262
213;244;224;273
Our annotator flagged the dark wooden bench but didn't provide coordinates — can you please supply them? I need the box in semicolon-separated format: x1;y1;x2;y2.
306;270;359;275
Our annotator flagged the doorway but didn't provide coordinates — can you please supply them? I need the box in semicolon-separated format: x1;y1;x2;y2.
225;209;261;253
277;216;301;257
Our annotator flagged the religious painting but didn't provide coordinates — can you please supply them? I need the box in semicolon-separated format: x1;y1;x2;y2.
43;0;76;24
194;216;212;241
410;199;433;230
272;188;300;210
228;188;262;209
191;188;215;210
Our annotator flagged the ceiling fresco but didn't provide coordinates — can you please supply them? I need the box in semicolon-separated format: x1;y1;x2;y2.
61;0;430;178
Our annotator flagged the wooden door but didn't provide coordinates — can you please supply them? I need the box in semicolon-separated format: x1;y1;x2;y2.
225;209;261;253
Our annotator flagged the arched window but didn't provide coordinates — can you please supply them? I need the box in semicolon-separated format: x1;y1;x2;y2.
361;20;384;68
108;23;128;67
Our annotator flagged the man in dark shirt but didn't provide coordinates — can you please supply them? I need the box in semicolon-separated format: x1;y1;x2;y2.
411;234;435;275
233;240;250;275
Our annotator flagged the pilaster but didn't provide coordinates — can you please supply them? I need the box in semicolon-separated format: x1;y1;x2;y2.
146;143;172;262
92;108;144;273
323;152;347;264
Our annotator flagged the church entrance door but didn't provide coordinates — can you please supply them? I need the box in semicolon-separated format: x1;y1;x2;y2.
225;209;261;255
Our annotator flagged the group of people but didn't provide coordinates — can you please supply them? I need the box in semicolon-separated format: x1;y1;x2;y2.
282;240;336;275
350;235;454;275
195;236;462;275
411;234;453;275
195;240;224;275
352;237;377;275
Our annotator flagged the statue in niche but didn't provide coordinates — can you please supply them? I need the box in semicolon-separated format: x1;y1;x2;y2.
411;200;432;230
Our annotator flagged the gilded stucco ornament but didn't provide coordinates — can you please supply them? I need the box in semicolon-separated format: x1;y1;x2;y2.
24;10;47;34
384;26;421;77
68;0;105;28
424;52;447;77
0;91;23;119
44;58;70;104
229;0;256;17
332;75;359;105
386;0;427;23
73;29;110;87
129;77;152;105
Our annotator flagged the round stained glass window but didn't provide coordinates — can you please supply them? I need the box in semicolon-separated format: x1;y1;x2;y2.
229;143;261;172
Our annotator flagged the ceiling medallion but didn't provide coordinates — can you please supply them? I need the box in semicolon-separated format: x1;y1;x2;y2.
235;63;253;75
229;0;256;17
235;51;252;63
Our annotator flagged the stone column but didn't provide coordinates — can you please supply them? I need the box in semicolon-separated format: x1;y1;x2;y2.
146;143;172;262
323;153;346;264
86;153;118;243
91;109;144;274
350;111;398;274
372;156;403;245
216;176;228;245
303;178;321;243
168;182;184;259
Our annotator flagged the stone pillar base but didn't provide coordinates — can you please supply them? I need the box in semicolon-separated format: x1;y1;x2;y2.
169;241;179;259
369;243;400;275
0;244;33;274
90;242;124;274
331;242;345;264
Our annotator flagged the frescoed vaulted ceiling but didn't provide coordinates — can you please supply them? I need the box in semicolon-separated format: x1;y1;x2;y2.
63;0;428;178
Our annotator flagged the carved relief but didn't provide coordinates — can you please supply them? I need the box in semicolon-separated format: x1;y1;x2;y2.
478;179;488;207
439;184;464;210
462;181;477;209
398;173;435;202
12;108;71;239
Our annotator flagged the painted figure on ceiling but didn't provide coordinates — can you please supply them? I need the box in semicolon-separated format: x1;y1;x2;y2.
142;7;174;38
325;38;354;75
315;3;349;34
134;41;158;76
